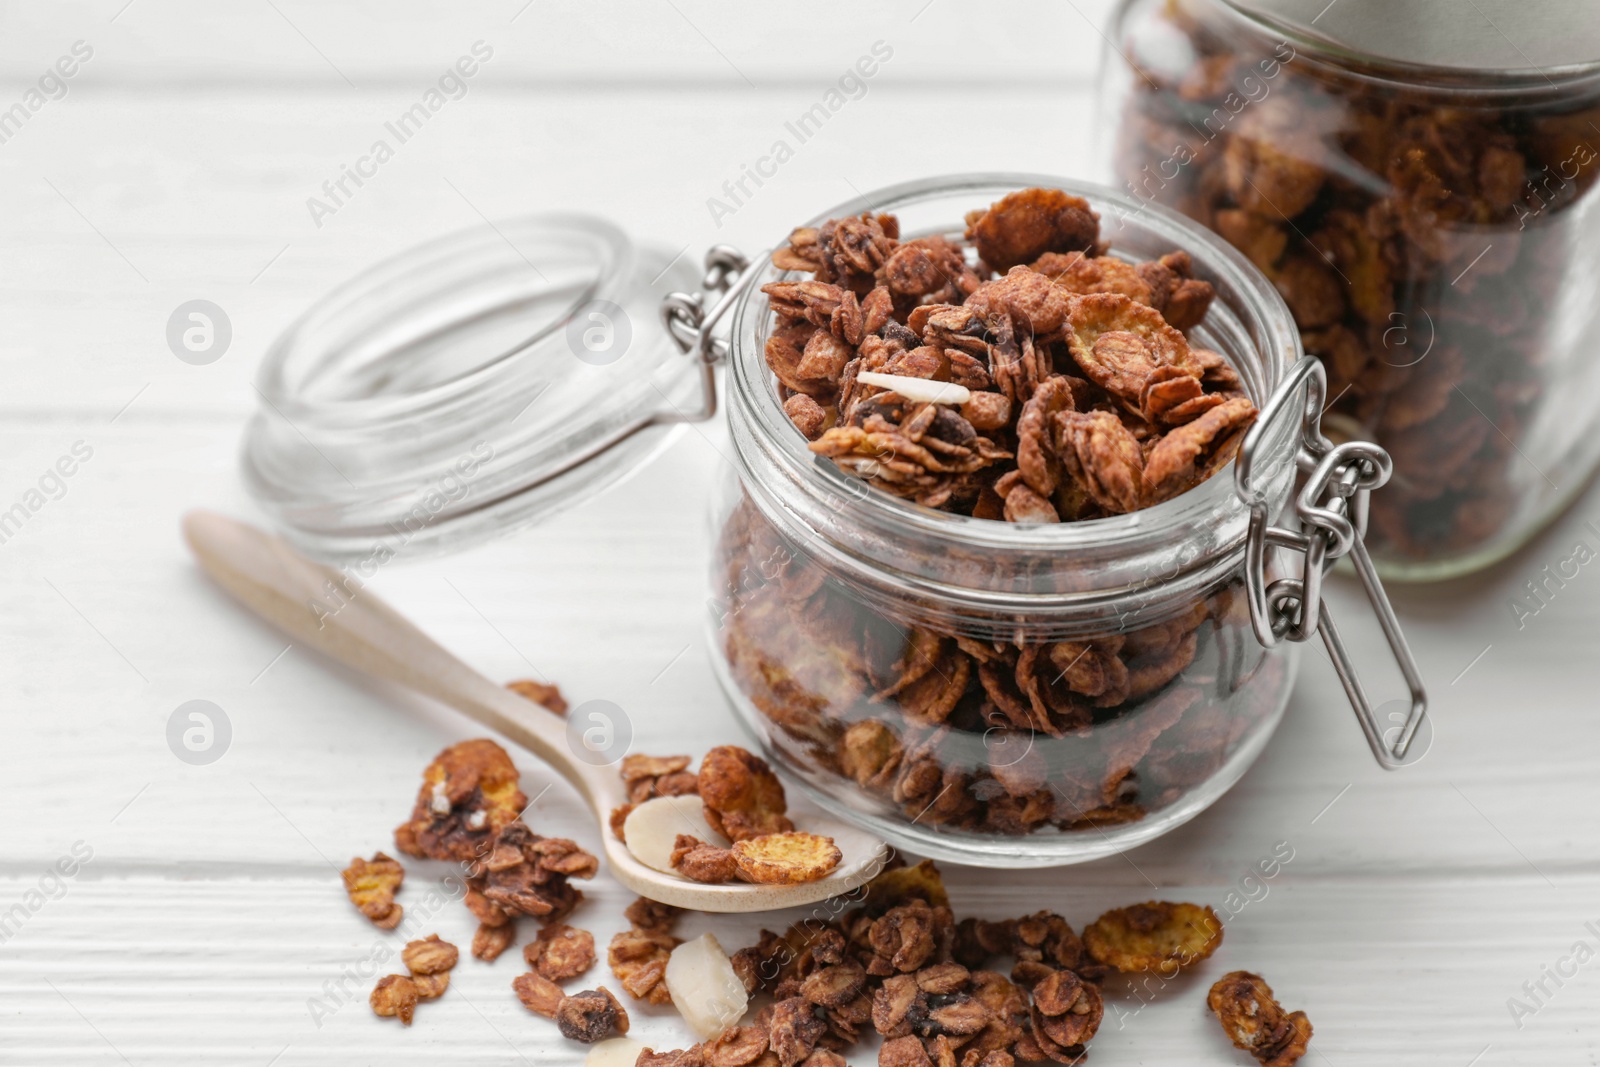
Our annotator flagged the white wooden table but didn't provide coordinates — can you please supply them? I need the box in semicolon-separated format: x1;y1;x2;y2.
3;3;1597;1063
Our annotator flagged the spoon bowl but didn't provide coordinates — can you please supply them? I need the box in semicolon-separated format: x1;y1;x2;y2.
182;509;889;912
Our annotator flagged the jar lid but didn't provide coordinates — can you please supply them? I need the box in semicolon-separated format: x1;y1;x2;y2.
1227;0;1600;74
241;215;704;563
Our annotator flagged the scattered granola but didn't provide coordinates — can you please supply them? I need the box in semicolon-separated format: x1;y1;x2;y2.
556;987;629;1043
472;819;598;923
370;974;419;1025
508;677;569;715
411;971;450;1000
609;897;683;1006
514;970;567;1019
614;861;1304;1067
1083;901;1223;976
402;934;459;975
525;922;597;983
393;739;527;862
1207;971;1313;1067
473;919;518;962
341;852;404;929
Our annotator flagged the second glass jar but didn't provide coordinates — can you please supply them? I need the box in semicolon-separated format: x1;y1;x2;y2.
1101;0;1600;579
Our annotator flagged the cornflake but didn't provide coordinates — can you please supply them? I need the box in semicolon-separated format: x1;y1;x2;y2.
1083;901;1223;976
730;832;842;885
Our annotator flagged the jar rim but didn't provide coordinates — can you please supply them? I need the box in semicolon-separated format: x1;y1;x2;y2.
726;172;1303;617
1199;0;1600;92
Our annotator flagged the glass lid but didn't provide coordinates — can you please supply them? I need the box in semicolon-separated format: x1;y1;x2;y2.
241;214;704;563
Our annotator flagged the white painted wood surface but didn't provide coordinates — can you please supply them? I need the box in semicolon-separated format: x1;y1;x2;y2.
2;3;1598;1063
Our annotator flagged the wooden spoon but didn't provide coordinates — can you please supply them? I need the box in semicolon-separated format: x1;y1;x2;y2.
182;509;889;912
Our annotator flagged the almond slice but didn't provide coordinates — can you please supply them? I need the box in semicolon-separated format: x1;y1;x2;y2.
856;371;972;405
584;1038;647;1067
622;795;726;874
664;932;749;1038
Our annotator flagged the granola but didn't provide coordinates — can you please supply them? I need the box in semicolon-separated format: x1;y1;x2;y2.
340;852;404;929
474;821;597;921
698;745;795;842
513;971;567;1019
473;920;517;962
370;974;419;1025
719;484;1279;839
393;739;527;862
609;898;682;1006
556;987;629;1043
526;922;598;983
402;934;459;976
1207;971;1313;1067
671;834;740;884
507;677;569;715
769;188;1249;522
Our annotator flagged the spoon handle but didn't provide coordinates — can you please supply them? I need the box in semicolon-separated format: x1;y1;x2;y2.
181;510;604;808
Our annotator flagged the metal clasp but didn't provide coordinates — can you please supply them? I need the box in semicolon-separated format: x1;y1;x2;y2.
651;245;757;425
1235;356;1428;770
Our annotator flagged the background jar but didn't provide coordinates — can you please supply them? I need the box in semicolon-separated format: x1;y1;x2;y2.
706;175;1306;867
1098;0;1600;580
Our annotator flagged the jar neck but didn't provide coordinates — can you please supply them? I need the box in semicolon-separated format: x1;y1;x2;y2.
724;174;1301;635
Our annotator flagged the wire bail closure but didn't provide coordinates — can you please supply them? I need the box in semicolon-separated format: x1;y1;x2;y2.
1235;356;1428;769
661;245;756;371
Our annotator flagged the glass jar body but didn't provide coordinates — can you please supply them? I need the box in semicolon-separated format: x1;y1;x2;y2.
707;479;1297;866
1101;0;1600;579
705;175;1305;866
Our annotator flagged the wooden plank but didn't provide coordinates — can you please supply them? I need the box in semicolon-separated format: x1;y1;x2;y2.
1;871;1590;1064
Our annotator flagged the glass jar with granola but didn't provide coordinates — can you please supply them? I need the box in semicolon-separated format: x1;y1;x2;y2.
1100;0;1600;578
698;175;1405;866
245;171;1424;866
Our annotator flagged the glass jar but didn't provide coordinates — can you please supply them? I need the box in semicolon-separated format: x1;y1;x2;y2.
1099;0;1600;579
705;175;1325;867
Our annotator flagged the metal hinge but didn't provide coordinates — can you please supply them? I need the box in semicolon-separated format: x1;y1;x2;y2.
1236;356;1429;769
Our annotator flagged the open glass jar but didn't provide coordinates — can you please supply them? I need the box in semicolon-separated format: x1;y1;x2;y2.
1099;0;1600;579
695;174;1418;866
244;173;1425;868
